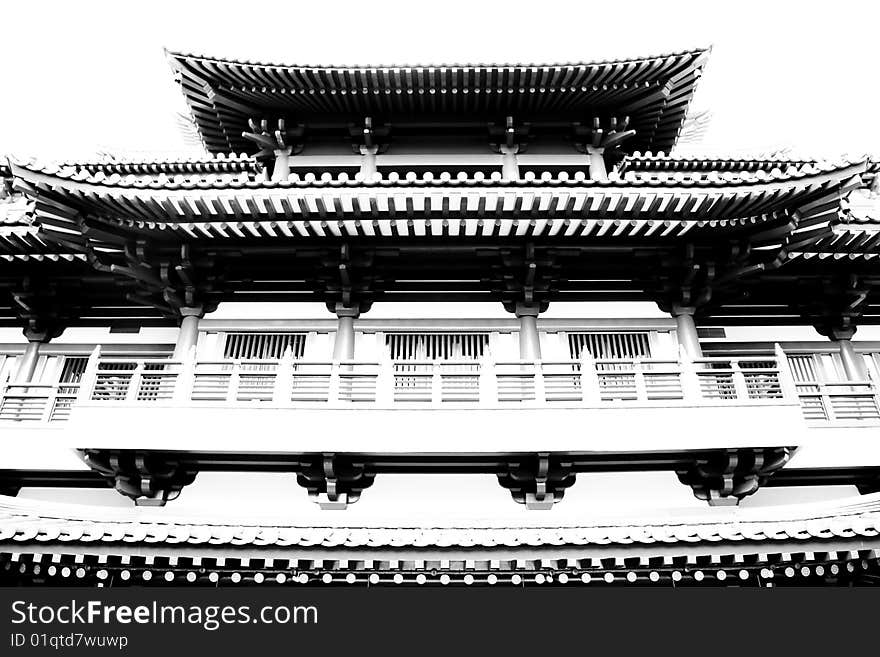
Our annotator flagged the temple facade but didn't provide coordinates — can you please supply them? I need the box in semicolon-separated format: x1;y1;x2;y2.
1;48;879;586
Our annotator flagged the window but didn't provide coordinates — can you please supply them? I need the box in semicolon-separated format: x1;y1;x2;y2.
223;333;306;360
385;333;489;361
59;357;89;384
567;332;651;360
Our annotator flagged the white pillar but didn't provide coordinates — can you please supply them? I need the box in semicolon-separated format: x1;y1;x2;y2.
272;147;292;181
500;144;519;181
515;303;542;360
173;307;203;359
838;339;867;380
332;304;359;360
672;306;703;358
832;330;868;381
586;146;607;182
359;146;379;180
15;339;43;383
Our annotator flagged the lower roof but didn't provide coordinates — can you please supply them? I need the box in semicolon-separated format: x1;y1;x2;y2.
2;492;878;556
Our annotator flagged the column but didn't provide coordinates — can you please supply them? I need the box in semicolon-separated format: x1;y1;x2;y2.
15;333;45;383
271;147;292;181
672;305;703;358
359;145;379;180
173;307;203;359
500;144;519;181
515;303;542;360
586;146;607;182
831;328;868;381
332;304;360;360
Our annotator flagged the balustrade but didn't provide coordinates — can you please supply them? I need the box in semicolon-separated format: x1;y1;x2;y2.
2;349;875;424
795;381;880;422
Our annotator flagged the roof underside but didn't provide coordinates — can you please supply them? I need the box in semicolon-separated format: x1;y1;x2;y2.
168;49;709;155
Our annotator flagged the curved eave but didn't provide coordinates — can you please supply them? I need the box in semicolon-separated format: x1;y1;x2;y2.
49;155;258;178
167;48;709;155
619;154;826;174
785;221;880;258
0;225;83;259
13;163;864;231
1;493;879;559
6;161;863;250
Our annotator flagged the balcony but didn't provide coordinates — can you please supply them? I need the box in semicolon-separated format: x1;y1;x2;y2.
2;349;877;426
0;350;823;453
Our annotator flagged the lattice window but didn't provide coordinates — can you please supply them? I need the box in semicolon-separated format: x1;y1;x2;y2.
567;332;651;360
787;354;821;383
56;356;89;397
223;333;306;360
59;357;88;383
386;333;489;361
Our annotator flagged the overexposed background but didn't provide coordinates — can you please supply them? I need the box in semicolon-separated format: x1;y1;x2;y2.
1;0;879;160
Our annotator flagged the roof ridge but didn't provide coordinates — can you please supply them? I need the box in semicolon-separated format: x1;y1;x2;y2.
166;47;711;72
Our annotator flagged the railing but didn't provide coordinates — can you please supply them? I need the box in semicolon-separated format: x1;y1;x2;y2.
795;381;880;423
2;346;877;425
0;382;80;422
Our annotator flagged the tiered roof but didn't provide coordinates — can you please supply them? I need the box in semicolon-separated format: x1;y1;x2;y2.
168;48;709;154
1;47;878;325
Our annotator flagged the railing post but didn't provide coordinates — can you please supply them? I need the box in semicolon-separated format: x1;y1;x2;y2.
432;361;442;407
228;361;241;404
679;345;701;402
534;360;546;405
873;380;880;419
174;345;197;404
39;385;54;423
580;354;601;405
328;361;341;406
274;347;294;406
820;383;837;422
125;360;144;403
633;357;648;402
730;359;750;400
478;354;497;406
76;346;101;404
376;359;394;406
774;344;799;402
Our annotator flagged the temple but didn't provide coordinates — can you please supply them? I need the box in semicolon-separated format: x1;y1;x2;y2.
1;48;879;586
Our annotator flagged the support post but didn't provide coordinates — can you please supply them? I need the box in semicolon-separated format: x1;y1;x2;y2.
671;305;703;358
830;328;869;381
515;303;542;360
499;144;519;181
15;339;43;383
173;345;197;403
359;145;379;180
332;304;360;361
272;147;292;181
586;146;607;182
173;307;203;360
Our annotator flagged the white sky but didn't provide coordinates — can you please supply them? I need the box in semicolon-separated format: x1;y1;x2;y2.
2;0;878;160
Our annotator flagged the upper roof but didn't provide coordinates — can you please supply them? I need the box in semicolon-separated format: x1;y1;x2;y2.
168;48;709;155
